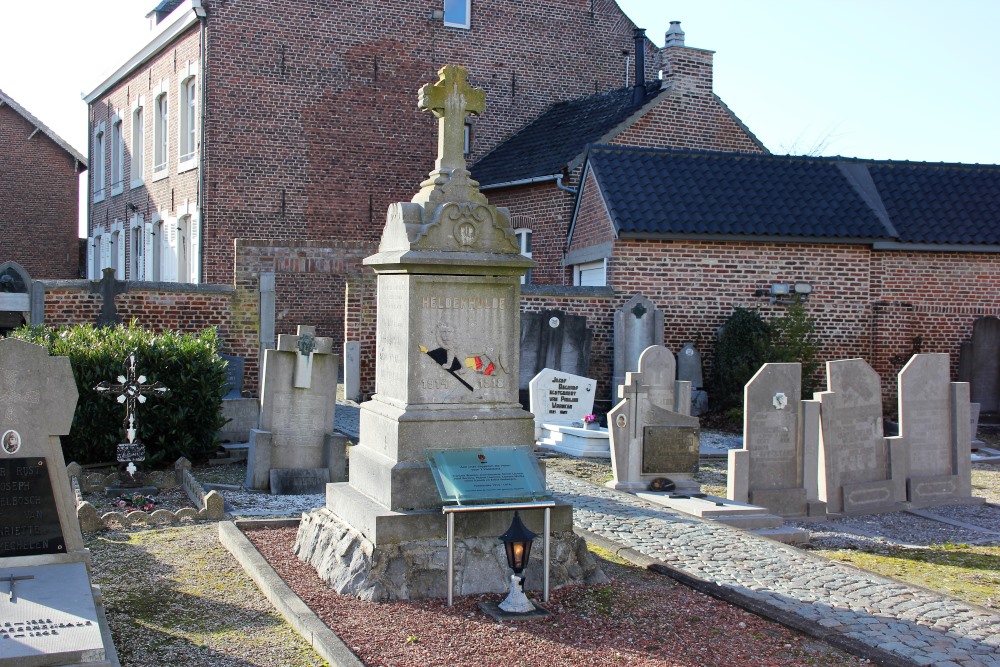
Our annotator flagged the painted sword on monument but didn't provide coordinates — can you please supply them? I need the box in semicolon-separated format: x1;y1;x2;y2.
95;352;170;486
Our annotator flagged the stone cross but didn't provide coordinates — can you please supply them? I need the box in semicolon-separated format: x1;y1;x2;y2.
0;369;40;423
90;267;128;327
1;573;34;602
95;352;170;483
618;373;649;440
414;64;487;204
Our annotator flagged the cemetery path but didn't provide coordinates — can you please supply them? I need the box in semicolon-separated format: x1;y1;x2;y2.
549;471;1000;667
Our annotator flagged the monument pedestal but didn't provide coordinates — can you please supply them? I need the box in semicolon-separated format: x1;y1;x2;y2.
294;65;603;600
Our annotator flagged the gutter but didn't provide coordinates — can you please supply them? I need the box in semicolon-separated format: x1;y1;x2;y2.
196;0;206;284
479;174;558;191
871;241;1000;253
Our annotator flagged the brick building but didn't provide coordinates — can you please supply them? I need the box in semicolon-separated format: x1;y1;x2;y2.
0;89;87;332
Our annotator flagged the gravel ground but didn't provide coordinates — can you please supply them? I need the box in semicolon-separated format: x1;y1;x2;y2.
244;525;868;667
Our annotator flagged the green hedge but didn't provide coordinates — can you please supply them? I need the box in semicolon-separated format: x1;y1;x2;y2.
8;323;228;465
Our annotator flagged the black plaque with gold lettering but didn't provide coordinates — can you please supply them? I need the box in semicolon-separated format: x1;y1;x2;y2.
0;458;65;557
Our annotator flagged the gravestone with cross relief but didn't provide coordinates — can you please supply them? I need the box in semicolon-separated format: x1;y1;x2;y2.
612;294;664;404
0;338;118;667
607;345;696;491
246;325;343;493
297;65;602;601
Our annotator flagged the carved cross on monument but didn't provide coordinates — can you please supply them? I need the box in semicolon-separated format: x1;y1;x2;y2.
90;267;129;327
414;64;487;204
0;369;41;423
1;573;34;602
619;372;649;440
95;352;170;486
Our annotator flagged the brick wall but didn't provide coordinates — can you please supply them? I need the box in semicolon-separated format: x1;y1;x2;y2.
199;0;653;284
37;280;251;387
0;104;81;279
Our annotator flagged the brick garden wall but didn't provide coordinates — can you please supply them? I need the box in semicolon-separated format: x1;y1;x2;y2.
0;104;82;279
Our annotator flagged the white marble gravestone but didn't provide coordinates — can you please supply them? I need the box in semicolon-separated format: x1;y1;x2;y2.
607;346;696;491
294;65;604;601
246;325;344;493
529;369;609;457
728;363;824;517
894;353;977;507
0;338;117;667
816;358;906;515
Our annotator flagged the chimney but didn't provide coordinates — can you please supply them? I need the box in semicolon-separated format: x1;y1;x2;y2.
659;22;714;97
665;21;685;48
632;27;647;106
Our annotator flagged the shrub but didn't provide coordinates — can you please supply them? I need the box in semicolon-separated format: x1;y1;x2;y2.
8;323;227;465
768;302;822;397
710;308;771;412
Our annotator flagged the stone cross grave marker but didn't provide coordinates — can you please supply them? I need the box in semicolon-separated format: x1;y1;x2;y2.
89;267;128;328
247;325;342;493
895;353;976;506
419;63;485;176
95;352;170;488
728;363;824;517
0;338;117;667
607;345;697;491
817;358;906;514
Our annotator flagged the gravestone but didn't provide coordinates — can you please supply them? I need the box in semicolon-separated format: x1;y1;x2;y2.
529;369;608;458
607;345;696;491
518;310;592;405
728;363;824;517
89;268;127;328
970;403;985;448
295;65;603;600
895;353;977;506
0;338;118;667
218;354;257;443
612;294;664;403
816;358;906;514
968;316;1000;414
246;325;344;493
677;342;708;416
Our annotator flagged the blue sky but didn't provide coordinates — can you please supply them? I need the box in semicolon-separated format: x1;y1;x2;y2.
2;0;997;167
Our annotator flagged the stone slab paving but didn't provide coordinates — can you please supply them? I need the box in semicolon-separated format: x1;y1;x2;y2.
548;471;1000;667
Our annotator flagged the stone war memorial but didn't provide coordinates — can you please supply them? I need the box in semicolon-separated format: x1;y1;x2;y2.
0;338;118;667
294;65;604;600
247;325;345;494
529;368;610;458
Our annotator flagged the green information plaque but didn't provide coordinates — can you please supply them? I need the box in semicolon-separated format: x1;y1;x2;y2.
426;446;551;504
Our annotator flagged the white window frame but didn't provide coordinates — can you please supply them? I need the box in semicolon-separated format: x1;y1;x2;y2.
89;233;101;280
109;220;126;280
110;112;124;196
92;122;106;203
178;61;198;172
174;199;200;284
443;0;471;28
514;228;532;284
573;259;607;287
152;79;169;180
129;214;144;280
130;96;145;188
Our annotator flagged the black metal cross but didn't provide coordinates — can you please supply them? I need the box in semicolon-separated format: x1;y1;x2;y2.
0;573;34;602
95;352;170;482
90;267;129;327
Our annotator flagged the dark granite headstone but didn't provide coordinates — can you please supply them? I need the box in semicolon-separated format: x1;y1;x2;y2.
613;294;664;403
969;316;1000;413
641;425;699;474
0;458;65;558
518;310;592;399
220;354;245;400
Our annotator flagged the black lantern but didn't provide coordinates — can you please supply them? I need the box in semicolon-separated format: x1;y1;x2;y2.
499;511;536;576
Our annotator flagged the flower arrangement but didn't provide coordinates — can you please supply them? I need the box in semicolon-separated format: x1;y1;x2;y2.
113;493;156;512
583;414;598;424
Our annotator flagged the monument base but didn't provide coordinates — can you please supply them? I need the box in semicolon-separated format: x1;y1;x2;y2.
296;487;607;601
537;424;611;458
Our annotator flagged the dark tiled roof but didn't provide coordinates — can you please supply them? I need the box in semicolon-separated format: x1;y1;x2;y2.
471;82;665;187
581;146;1000;246
868;163;1000;244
